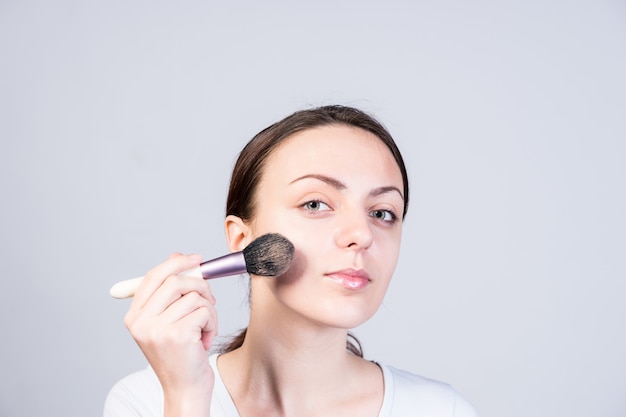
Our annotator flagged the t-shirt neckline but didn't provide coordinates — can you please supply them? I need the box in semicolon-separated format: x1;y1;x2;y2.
209;353;393;417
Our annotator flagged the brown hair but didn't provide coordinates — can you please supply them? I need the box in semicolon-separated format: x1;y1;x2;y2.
221;105;410;357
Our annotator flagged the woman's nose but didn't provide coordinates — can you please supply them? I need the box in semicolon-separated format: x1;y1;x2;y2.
335;210;374;250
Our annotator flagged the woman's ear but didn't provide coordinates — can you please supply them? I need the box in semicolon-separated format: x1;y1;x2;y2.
224;215;250;252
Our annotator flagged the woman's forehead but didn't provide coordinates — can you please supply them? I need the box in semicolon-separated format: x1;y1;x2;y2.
269;125;391;161
261;125;403;186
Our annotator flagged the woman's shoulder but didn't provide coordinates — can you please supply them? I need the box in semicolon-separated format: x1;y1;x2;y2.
378;362;479;417
103;366;163;417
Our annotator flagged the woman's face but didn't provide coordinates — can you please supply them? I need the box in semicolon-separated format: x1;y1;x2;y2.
247;125;405;329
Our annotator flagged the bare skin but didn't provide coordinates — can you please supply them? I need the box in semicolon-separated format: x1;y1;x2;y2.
217;316;385;417
124;253;217;417
125;125;404;416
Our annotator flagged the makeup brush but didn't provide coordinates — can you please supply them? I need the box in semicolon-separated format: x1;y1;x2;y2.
109;233;294;299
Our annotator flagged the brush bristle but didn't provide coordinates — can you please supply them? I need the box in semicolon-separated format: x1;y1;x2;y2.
242;233;294;276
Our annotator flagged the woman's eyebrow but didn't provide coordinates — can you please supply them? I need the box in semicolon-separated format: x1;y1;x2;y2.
289;174;404;201
370;186;404;201
289;174;346;190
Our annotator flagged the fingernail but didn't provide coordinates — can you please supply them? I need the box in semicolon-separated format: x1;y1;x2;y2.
189;253;202;262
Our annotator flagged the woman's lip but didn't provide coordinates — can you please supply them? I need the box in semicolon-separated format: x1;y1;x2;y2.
325;269;371;290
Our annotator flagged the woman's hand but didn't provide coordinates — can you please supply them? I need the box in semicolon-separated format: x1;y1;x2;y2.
124;253;217;416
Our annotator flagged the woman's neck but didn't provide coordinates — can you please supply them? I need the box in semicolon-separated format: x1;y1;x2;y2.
217;311;376;416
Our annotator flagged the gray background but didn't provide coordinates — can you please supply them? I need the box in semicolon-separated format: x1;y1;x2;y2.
1;1;625;416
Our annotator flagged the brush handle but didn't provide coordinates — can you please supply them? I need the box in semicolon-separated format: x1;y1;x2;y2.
109;252;247;299
109;266;203;299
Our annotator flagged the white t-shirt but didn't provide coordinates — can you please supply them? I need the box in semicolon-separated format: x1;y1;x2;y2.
104;354;478;417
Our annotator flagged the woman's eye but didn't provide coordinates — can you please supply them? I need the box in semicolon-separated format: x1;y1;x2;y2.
370;209;397;223
303;200;330;211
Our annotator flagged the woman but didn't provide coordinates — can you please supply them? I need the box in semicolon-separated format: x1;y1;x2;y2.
104;105;478;417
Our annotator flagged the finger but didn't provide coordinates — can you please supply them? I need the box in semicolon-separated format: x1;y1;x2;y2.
131;253;202;309
182;303;219;350
184;306;219;351
159;290;217;326
124;284;217;348
138;274;215;318
158;298;218;349
128;302;217;353
201;311;218;351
